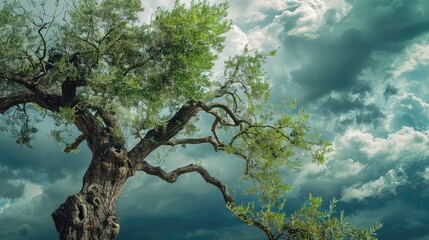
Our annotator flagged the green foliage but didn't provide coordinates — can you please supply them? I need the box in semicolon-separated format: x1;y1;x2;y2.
149;0;231;98
223;45;271;102
0;0;233;143
0;1;30;73
229;194;382;240
58;107;76;123
286;194;382;240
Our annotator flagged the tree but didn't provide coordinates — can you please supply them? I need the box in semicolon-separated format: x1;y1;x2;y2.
0;0;379;239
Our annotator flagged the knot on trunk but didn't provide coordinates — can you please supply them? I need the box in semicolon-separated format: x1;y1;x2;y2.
51;194;88;236
52;192;122;240
106;215;120;236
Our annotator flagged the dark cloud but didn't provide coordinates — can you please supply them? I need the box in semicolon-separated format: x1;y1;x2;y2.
275;0;429;133
347;177;429;240
0;121;90;182
289;28;372;101
291;126;429;239
0;181;24;199
18;224;31;237
0;169;25;199
389;93;429;131
384;84;399;100
0;216;56;240
116;173;262;239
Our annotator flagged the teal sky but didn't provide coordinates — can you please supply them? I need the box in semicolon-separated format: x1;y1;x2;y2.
1;0;429;239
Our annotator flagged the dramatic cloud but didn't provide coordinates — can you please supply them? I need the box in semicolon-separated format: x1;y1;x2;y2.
388;92;429;131
1;0;429;239
341;167;407;202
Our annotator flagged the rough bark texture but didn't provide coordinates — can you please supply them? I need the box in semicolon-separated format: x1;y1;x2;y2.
52;145;133;240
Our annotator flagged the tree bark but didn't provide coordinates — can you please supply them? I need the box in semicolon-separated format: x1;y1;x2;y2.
52;144;133;240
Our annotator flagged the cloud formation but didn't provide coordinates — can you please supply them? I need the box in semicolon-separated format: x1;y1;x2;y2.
341;167;407;202
1;0;429;239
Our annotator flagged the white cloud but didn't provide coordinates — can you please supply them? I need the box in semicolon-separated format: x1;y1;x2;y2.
224;25;249;53
245;0;329;46
386;92;429;131
341;167;407;202
247;23;283;50
0;180;43;218
283;0;328;39
228;0;288;22
230;0;350;25
287;125;429;202
8;180;43;205
245;0;351;50
335;126;429;163
0;201;10;214
422;167;429;181
330;158;365;179
390;34;429;77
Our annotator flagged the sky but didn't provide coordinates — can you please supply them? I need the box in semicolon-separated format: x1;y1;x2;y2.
1;0;429;239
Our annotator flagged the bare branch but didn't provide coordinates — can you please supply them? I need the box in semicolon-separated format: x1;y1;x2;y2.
163;136;222;151
36;23;49;73
136;160;273;238
64;134;86;153
199;102;248;127
136;161;234;203
211;118;223;145
0;93;36;114
62;15;99;51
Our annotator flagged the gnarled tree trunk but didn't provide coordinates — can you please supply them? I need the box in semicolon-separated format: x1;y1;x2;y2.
52;145;133;240
51;101;204;239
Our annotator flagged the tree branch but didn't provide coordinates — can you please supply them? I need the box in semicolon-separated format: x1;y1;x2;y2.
128;100;201;166
73;108;105;151
0;93;37;114
1;74;62;111
163;136;222;151
136;160;274;239
61;77;87;107
64;134;86;153
123;53;155;76
136;161;233;203
62;16;99;51
211;118;223;145
199;102;248;127
0;74;33;87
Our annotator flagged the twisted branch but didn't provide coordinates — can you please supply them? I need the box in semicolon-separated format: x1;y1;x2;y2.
136;160;274;239
163;136;223;151
136;161;233;203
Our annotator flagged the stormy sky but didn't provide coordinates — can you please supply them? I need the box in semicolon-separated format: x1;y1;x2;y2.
1;0;429;239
